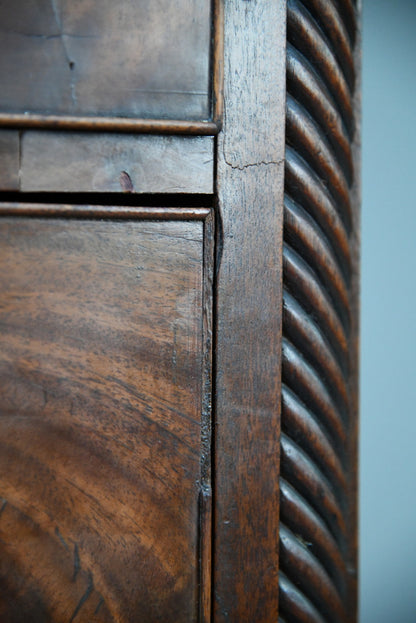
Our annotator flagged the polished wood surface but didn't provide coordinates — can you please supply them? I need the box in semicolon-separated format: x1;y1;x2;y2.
279;1;360;621
0;130;19;191
0;128;214;194
0;214;212;622
0;0;211;122
214;2;286;621
0;204;212;220
0;0;361;620
18;132;214;194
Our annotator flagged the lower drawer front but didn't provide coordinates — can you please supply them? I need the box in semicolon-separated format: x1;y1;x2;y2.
0;215;210;622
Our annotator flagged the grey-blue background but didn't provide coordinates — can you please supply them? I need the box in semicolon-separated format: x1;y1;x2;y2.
360;1;416;621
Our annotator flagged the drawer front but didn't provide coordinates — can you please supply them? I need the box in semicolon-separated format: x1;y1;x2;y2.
0;0;212;122
0;210;213;622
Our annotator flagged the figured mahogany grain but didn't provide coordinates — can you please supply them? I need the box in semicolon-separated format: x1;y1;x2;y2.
0;216;210;622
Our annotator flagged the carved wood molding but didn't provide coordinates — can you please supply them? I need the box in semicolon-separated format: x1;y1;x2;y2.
279;0;360;621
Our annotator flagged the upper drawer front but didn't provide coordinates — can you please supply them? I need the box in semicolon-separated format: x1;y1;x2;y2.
0;0;212;122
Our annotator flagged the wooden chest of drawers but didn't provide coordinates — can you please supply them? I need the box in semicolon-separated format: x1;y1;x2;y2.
0;1;360;621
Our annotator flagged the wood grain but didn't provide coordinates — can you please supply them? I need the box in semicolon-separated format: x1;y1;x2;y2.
0;215;212;622
214;1;286;620
0;0;211;122
280;0;360;621
0;115;219;136
19;132;214;194
0;1;362;620
0;130;19;191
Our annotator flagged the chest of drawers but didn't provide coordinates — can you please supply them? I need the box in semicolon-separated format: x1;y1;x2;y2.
0;1;360;621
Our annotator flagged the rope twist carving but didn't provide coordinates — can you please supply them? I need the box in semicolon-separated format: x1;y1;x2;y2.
279;1;358;621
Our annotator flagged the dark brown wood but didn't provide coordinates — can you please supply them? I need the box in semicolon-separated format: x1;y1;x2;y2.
212;0;224;127
18;132;214;194
279;1;360;622
200;210;215;623
0;115;219;136
0;211;213;622
0;0;225;136
0;1;361;620
213;1;286;621
0;0;211;122
199;489;213;623
0;204;211;220
0;130;19;191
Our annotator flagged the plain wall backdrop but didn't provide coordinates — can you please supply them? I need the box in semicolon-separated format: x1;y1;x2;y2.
360;1;416;621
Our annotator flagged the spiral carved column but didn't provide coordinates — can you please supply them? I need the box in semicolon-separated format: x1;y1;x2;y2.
279;1;360;621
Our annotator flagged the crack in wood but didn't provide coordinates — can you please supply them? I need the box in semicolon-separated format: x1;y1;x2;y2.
69;572;94;623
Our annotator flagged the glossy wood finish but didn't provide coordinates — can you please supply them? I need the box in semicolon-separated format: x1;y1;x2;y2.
0;0;211;121
0;211;213;622
0;0;361;620
8;132;214;194
279;1;360;621
213;2;286;621
0;115;220;137
0;204;211;220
